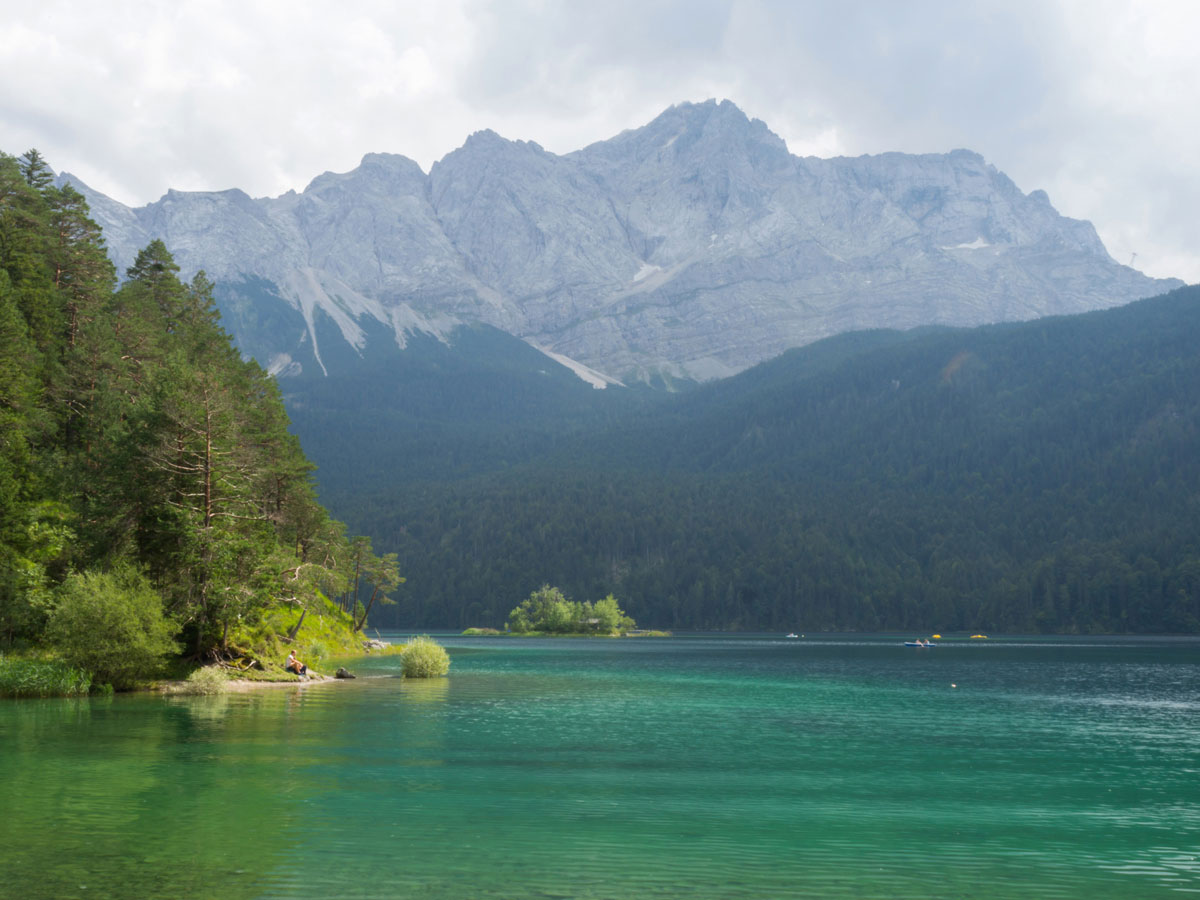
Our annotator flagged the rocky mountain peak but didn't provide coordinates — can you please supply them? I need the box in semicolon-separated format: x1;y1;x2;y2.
578;98;790;174
304;152;426;196
66;100;1182;385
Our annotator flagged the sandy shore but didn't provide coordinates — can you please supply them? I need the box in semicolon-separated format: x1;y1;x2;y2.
155;671;345;693
223;673;339;691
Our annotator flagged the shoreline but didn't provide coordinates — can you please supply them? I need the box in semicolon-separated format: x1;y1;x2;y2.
223;673;340;691
155;672;341;694
160;638;396;694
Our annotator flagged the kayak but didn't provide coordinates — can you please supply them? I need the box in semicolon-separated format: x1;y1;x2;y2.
904;641;936;647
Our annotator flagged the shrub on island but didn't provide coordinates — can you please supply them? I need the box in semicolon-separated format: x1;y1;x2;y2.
401;635;450;677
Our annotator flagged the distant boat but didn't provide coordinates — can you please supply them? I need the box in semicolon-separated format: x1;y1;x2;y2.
904;640;936;648
786;633;799;638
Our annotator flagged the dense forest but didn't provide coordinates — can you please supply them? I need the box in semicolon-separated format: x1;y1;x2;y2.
0;150;391;686
300;288;1200;635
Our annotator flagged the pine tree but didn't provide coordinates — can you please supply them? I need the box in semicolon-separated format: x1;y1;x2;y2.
18;149;53;192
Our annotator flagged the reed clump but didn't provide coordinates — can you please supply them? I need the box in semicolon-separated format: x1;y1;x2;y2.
0;655;93;698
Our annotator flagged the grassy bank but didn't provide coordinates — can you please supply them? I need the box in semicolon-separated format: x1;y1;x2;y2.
0;655;94;698
2;601;437;698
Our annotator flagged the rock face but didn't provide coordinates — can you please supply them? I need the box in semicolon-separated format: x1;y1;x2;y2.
65;99;1181;384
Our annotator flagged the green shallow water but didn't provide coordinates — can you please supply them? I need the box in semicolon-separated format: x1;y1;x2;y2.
2;634;1198;899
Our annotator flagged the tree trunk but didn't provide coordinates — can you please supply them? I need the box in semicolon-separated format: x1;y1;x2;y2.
287;607;307;642
354;587;380;633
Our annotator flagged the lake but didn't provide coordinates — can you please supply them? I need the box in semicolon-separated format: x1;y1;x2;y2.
1;634;1198;899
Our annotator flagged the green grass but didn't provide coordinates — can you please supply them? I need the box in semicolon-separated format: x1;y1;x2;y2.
0;655;93;698
225;593;367;679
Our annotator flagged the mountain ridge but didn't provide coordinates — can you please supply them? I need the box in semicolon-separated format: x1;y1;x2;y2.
61;99;1182;384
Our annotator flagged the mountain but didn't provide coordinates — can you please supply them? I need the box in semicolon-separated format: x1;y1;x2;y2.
343;286;1200;634
63;99;1181;386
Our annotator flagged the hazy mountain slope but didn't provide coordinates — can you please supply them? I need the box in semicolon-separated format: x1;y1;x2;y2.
284;322;653;497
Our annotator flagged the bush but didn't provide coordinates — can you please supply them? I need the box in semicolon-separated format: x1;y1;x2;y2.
306;640;329;665
170;666;229;696
0;655;92;697
400;635;450;678
47;567;179;690
507;585;573;633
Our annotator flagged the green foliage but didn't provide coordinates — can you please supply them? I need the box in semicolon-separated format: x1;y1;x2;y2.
0;147;375;682
506;586;635;634
400;635;450;678
47;567;179;689
337;535;403;632
592;594;635;632
225;590;363;677
0;654;92;697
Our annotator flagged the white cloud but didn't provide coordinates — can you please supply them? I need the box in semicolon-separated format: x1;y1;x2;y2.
1;0;1196;281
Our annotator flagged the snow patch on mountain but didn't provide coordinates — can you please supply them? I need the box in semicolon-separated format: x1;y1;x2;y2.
943;237;994;250
633;263;661;282
525;341;625;389
266;353;302;378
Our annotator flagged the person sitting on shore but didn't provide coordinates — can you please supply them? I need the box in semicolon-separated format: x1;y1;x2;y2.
286;650;307;676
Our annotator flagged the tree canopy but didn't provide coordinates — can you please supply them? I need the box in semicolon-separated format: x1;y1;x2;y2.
0;150;400;677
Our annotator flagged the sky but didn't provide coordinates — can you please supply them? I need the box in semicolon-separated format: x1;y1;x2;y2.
2;0;1196;282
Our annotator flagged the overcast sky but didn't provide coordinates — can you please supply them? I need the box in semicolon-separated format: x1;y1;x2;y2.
3;0;1196;281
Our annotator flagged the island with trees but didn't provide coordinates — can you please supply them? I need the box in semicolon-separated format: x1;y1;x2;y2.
464;585;668;636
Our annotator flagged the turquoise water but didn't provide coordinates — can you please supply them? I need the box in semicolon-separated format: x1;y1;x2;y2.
1;635;1198;899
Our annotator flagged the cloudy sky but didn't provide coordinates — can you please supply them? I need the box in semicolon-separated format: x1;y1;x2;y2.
3;0;1196;281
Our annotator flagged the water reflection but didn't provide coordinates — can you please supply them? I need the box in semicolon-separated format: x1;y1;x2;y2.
0;692;317;900
166;692;232;724
399;677;450;705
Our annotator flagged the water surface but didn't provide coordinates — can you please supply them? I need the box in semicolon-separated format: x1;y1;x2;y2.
2;634;1198;898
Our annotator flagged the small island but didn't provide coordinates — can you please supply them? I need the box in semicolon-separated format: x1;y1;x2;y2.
464;585;670;637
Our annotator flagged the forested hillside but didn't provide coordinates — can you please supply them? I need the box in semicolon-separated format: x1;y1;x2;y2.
332;288;1200;634
11;143;1194;641
0;150;387;682
281;321;651;492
